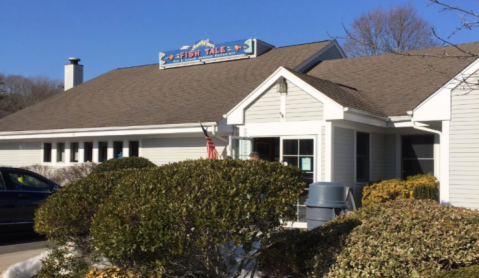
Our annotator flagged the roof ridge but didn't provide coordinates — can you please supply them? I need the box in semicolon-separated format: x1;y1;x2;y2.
275;40;333;49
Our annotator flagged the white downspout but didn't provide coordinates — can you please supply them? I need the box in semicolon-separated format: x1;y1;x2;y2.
411;121;441;135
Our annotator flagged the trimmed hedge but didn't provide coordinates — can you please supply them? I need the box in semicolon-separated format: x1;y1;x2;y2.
362;174;438;206
34;169;137;244
91;157;156;174
260;200;479;278
90;159;305;277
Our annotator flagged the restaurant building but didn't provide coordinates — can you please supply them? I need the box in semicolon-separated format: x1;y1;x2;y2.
0;38;478;226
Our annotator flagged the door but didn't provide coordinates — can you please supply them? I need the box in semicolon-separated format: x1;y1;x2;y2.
0;171;17;231
230;136;253;160
2;169;52;224
282;138;315;223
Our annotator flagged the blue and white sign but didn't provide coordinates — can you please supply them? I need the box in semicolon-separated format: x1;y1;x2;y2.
159;38;254;66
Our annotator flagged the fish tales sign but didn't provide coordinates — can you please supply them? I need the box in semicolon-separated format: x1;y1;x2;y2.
159;38;255;67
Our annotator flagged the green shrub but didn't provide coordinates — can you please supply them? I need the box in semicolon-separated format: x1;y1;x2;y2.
260;200;479;278
323;200;479;277
90;159;305;277
36;246;90;278
91;157;156;174
34;169;136;244
430;264;479;278
413;184;438;201
362;174;438;206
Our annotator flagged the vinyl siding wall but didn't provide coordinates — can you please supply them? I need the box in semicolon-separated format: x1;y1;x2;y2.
449;69;479;209
0;142;41;167
245;86;280;124
332;127;355;199
285;81;323;121
142;137;228;166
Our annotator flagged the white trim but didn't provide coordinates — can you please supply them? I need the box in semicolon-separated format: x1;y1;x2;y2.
440;121;450;204
325;122;332;181
0;122;218;140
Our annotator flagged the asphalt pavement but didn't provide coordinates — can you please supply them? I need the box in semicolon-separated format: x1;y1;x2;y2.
0;232;51;274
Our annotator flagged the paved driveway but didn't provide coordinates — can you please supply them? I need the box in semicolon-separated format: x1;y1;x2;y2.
0;233;51;274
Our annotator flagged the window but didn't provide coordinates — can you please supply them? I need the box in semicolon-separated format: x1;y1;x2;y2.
129;141;139;157
0;173;5;190
402;135;434;179
6;171;51;192
114;141;123;158
43;143;52;162
84;142;93;162
98;141;108;162
356;132;370;182
57;143;65;162
70;142;79;162
282;139;314;222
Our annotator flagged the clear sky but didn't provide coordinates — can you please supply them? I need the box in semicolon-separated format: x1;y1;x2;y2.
1;0;477;82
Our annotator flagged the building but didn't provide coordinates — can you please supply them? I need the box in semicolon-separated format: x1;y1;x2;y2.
0;38;478;226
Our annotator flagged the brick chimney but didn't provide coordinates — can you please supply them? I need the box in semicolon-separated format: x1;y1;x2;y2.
64;57;83;91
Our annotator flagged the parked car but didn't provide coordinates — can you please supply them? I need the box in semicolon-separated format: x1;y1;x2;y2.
0;167;60;233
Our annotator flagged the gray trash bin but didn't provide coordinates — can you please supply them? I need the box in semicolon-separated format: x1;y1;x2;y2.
305;182;355;231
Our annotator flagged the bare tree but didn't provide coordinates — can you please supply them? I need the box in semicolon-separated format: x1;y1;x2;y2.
342;4;440;57
0;73;63;119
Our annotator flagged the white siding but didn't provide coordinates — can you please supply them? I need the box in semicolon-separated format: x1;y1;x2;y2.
332;127;355;201
285;81;323;121
0;142;41;167
449;69;479;209
245;86;280;124
142;137;228;166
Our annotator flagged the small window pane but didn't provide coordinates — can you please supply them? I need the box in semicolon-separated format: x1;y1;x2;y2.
129;141;139;157
57;143;65;162
84;142;93;162
99;142;108;162
43;143;52;162
283;140;298;155
113;141;123;158
283;156;298;167
70;142;79;162
299;139;314;155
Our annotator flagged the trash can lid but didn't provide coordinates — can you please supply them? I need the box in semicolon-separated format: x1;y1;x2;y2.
305;182;348;208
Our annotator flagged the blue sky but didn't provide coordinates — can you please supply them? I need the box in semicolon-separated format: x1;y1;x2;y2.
1;0;477;81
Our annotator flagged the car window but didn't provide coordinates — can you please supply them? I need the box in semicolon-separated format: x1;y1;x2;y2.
0;173;5;190
6;171;51;192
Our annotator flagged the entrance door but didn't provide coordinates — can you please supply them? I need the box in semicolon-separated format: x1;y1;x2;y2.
282;138;315;222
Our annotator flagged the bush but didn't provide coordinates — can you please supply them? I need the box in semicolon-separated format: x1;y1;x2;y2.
430;264;479;278
83;266;137;278
34;169;136;244
36;246;90;278
260;200;479;278
362;174;438;206
22;162;98;186
90;159;305;277
91;157;156;174
413;184;438;201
